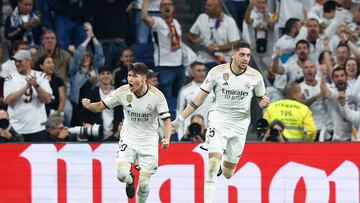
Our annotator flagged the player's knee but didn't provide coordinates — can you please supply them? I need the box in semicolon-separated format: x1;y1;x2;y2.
138;173;151;194
115;160;131;182
207;157;221;181
222;166;235;179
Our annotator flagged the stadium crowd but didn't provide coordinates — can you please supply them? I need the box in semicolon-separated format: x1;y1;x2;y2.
0;0;360;143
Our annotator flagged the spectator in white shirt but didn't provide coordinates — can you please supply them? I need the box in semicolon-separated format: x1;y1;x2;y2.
176;62;214;140
185;0;240;70
4;50;52;142
141;0;185;100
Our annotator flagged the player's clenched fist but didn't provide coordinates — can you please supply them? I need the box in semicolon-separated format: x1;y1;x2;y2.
82;98;91;109
161;138;170;149
259;95;270;108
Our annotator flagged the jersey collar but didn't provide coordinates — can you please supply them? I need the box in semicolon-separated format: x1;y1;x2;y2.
230;60;247;76
134;84;149;98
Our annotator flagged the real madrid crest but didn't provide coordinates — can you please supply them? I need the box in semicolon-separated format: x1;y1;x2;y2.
127;94;133;103
146;104;152;111
245;81;251;90
223;73;229;81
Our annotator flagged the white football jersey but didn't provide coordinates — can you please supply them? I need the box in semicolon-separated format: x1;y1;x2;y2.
103;84;170;146
200;63;266;127
4;70;53;134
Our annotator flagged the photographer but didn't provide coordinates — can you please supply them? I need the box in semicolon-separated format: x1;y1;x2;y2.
262;120;287;142
46;114;77;142
0;110;23;142
181;114;206;143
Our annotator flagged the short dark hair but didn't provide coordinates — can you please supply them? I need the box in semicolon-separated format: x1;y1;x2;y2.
98;65;113;74
318;50;332;64
10;40;28;54
284;18;300;34
336;42;350;51
120;47;133;57
324;0;336;13
331;66;346;78
307;18;320;25
232;41;251;51
190;114;204;123
128;62;148;75
269;119;285;131
190;61;205;69
35;55;52;70
296;39;310;50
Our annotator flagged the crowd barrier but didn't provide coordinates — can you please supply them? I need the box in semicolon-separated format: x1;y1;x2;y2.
0;143;359;203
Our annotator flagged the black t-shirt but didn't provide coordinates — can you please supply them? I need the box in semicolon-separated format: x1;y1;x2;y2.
46;75;65;115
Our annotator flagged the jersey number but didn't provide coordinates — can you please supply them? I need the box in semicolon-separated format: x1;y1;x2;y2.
24;87;33;103
208;128;215;137
120;144;128;151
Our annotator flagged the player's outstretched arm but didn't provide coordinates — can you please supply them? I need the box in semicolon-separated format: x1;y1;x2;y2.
161;117;172;149
82;98;106;113
172;90;209;131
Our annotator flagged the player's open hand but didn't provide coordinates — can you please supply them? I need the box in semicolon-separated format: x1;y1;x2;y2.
161;138;170;149
259;95;270;108
171;116;184;134
82;98;91;109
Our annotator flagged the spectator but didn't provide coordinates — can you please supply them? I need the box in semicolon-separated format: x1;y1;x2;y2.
273;18;307;63
309;0;326;20
305;18;326;63
1;40;28;78
320;67;353;141
0;109;24;142
244;0;275;73
181;114;206;143
68;23;105;126
146;69;159;87
4;0;42;48
92;0;133;66
80;65;123;139
185;0;240;70
113;48;135;88
300;60;332;141
45;114;77;141
32;30;72;83
262;119;287;142
176;62;214;140
141;0;185;99
37;55;66;117
267;0;311;38
134;0;161;43
271;40;311;93
263;82;317;142
4;50;52;142
52;0;93;50
338;91;360;141
344;57;359;87
335;42;350;68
